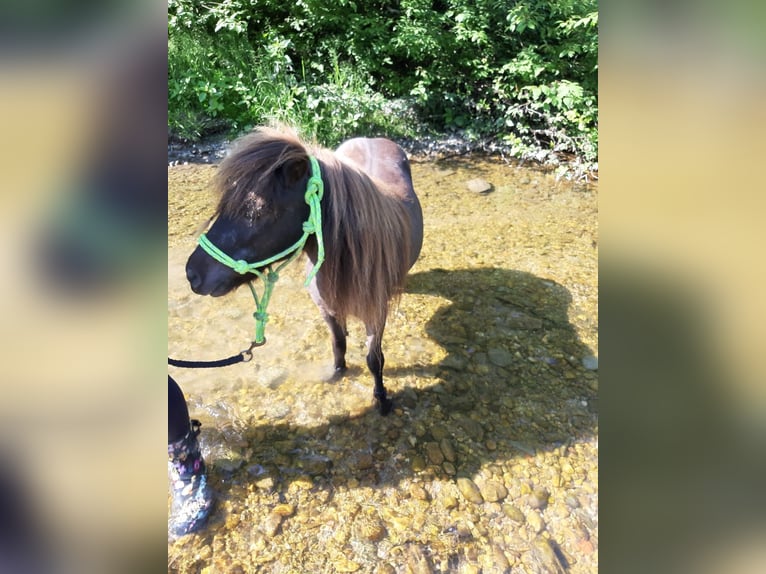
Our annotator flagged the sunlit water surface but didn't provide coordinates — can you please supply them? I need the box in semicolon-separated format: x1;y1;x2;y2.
168;156;598;573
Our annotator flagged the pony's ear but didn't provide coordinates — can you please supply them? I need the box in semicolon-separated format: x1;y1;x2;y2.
280;157;310;186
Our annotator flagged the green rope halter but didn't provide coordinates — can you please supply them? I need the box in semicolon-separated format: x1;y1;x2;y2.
197;156;325;346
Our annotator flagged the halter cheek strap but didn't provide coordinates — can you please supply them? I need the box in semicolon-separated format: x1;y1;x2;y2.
196;156;325;345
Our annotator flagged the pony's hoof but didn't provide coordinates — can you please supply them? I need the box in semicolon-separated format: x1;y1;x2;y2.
326;366;347;382
376;397;393;416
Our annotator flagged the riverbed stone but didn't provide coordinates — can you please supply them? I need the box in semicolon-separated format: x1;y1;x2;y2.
456;477;484;504
503;504;526;522
529;488;550;510
478;480;508;503
425;442;445;465
466;178;493;194
439;438;456;462
488;347;514;367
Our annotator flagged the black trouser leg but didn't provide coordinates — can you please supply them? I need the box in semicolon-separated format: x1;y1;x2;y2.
168;375;191;443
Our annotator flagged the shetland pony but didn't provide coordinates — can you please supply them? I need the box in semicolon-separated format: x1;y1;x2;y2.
185;127;423;414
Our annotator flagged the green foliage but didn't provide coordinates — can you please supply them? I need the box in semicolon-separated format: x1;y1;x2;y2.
168;0;598;169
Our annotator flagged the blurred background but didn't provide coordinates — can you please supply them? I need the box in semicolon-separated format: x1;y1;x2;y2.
601;0;766;572
0;1;166;573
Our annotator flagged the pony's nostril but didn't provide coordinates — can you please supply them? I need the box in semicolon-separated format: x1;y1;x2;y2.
186;266;201;291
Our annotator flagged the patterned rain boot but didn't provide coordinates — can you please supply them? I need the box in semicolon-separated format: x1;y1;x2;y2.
168;419;214;538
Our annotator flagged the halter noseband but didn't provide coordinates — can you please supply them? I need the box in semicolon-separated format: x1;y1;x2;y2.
196;156;325;346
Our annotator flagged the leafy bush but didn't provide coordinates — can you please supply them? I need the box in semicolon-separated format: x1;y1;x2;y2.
168;0;598;169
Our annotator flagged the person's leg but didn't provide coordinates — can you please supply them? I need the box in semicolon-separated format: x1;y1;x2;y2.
167;376;213;537
168;375;190;443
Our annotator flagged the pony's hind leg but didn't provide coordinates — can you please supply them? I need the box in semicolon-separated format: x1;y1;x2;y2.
366;324;393;415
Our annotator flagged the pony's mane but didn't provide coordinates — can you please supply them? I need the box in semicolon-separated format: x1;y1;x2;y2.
213;126;308;219
214;127;412;329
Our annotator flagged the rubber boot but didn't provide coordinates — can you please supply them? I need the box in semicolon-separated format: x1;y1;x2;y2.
168;420;214;537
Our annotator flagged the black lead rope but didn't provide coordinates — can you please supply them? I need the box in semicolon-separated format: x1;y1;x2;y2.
168;354;245;368
168;340;263;369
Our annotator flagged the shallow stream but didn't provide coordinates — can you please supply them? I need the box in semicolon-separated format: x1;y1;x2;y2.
168;155;598;573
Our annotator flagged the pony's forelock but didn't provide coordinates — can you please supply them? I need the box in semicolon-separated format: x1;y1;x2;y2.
213;126;310;219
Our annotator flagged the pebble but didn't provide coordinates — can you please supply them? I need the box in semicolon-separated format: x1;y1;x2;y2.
528;488;550;510
442;462;456;475
478;480;508;503
456;477;484;504
527;511;545;533
411;454;426;472
457;417;485;442
262;512;283;537
273;504;295;517
410;483;430;501
503;504;525;522
443;494;458;509
439;438;456;462
488;347;514;367
334;557;361;572
465;178;493;194
430;424;450;440
425;442;445;465
356;517;387;542
225;513;240;529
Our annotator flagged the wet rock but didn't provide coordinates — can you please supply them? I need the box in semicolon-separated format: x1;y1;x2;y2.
456;477;484;504
439;438;456;462
466;178;493;194
430;424;450;441
350;452;375;471
488;347;514;367
508;311;544;330
457;417;485;442
486;546;511;572
410;483;431;501
355;516;387;542
273;504;295;517
225;513;241;529
478;480;508;503
255;476;275;491
442;462;457;475
529;488;550;510
334;557;361;572
262;512;283;537
443;494;458;509
425;442;445;465
411;454;427;472
527;511;545;534
442;354;468;370
503;504;526;522
298;455;332;475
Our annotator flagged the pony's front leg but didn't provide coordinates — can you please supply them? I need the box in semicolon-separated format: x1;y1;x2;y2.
324;313;348;378
366;324;392;415
309;280;348;380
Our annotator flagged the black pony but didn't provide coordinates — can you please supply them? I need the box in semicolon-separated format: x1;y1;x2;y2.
185;127;423;414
